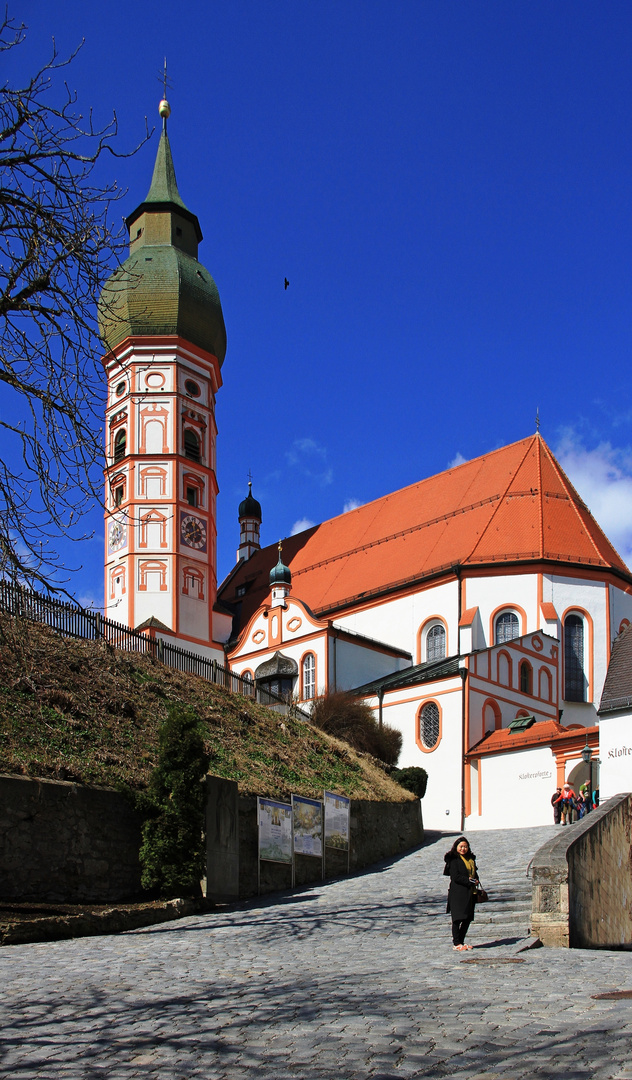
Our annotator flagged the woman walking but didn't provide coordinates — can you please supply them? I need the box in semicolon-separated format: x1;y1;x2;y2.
444;836;480;951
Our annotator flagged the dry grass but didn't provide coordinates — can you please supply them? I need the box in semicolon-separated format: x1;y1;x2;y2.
0;616;413;803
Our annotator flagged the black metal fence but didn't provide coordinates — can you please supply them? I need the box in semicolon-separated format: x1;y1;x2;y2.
0;580;303;714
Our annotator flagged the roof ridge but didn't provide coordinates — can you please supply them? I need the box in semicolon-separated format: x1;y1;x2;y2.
536;433;545;558
465;434;538;564
539;439;613;566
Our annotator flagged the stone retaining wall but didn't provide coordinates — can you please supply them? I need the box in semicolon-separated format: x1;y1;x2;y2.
0;774;142;903
1;773;423;905
531;793;632;948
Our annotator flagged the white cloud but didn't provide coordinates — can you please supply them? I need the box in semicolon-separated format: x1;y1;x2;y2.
285;437;333;486
291;517;315;536
554;431;632;567
343;498;362;513
448;452;467;469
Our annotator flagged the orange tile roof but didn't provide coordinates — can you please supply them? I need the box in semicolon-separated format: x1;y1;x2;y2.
220;435;631;632
459;606;479;627
467;722;598;757
540;601;559;621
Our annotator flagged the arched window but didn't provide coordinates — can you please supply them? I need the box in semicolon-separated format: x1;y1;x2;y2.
419;702;440;750
539;667;552;701
426;623;446;661
241;670;254;697
495;611;519;644
184;428;201;462
519;660;532;695
302;653;316;700
113;428;127;463
564;614;586;702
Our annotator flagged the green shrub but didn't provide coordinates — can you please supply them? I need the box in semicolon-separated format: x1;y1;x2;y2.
390;766;428;799
310;691;402;767
138;704;209;897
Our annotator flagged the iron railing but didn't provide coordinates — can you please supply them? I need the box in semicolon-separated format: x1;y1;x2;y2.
0;580;305;715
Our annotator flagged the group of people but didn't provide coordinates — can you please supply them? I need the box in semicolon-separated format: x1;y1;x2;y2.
551;782;599;825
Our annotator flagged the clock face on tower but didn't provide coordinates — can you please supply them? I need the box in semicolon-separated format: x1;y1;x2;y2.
180;512;207;552
108;519;126;553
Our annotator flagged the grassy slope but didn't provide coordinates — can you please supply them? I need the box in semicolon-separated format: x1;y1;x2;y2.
0;616;413;803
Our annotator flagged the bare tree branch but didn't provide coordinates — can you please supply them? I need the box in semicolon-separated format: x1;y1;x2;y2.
0;11;151;592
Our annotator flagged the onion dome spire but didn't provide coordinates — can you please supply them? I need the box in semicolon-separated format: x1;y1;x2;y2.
237;480;262;563
98;96;226;364
270;540;292;587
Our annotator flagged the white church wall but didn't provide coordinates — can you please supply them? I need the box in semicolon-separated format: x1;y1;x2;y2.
334;578;459;660
369;676;463;831
609;583;632;642
466;746;556;830
466;573;537;648
598;713;632;799
332;638;408;692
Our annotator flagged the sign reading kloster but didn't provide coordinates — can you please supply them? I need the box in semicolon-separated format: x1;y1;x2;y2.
518;770;552;781
608;745;632;758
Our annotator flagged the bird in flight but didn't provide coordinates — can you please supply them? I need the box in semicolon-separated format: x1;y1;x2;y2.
284;278;289;290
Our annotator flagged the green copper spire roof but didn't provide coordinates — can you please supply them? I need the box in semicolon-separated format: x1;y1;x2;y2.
144;130;188;211
99;101;226;364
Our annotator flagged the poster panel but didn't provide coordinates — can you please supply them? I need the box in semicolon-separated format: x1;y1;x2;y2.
291;795;323;857
258;797;293;864
323;790;350;851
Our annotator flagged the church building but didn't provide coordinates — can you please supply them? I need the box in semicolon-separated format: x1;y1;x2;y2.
98;103;632;830
218;434;632;831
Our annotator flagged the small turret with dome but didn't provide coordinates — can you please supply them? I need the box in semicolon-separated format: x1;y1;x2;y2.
237;480;262;562
270;541;291;607
98;99;226;363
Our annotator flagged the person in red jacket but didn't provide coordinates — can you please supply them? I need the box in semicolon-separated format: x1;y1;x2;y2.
560;783;577;826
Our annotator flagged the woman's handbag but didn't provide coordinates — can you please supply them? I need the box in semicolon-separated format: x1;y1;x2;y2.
474;887;489;903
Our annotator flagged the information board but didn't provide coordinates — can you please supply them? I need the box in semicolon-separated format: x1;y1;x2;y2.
291;795;323;857
323;790;350;851
257;797;293;864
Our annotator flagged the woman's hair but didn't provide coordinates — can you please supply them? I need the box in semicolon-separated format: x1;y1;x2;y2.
445;836;475;860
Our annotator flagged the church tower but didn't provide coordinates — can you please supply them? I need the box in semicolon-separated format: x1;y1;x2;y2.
99;98;226;658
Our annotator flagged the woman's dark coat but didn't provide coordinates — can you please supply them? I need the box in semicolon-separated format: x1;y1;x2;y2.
444;854;476;921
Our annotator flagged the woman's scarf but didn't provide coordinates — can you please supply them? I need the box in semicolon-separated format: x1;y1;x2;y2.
459;853;477;893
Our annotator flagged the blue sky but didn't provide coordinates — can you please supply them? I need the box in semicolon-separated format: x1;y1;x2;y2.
5;1;632;606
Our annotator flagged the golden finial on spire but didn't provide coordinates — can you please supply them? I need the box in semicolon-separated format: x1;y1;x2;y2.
278;539;283;558
157;57;173;128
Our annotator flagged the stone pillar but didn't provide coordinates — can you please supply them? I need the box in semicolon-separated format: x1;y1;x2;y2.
205;775;239;902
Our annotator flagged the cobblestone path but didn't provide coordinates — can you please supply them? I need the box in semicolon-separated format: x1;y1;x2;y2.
2;825;632;1079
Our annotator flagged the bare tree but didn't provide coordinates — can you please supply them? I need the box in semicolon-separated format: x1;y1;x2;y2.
0;12;148;591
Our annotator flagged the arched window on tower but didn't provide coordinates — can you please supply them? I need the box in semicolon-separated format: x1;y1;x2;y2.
184;428;201;462
495;611;519;644
302;653;316;700
426;623;446;661
113;428;127;463
564;614;586;702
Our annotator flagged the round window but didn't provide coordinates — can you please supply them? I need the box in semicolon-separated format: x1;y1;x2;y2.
115;381;126;396
185;379;201;397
